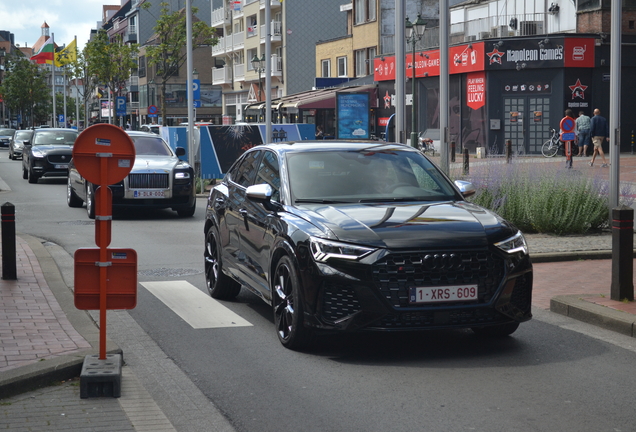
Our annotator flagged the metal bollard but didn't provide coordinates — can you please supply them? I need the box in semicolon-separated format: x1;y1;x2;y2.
506;140;512;163
463;149;469;175
2;202;17;280
611;206;634;301
450;141;456;163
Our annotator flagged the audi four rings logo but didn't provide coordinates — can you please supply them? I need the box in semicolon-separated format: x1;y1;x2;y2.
423;253;461;270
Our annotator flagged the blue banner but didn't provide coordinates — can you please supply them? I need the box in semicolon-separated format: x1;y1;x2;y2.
336;93;370;139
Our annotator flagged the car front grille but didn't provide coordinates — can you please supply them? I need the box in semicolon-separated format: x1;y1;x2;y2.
371;250;506;308
321;282;361;323
47;154;71;163
128;173;169;189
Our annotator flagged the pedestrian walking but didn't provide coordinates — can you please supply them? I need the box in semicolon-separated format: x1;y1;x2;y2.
575;110;591;156
589;108;609;167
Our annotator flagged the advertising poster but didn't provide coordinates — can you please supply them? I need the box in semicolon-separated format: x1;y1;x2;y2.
336;93;370;139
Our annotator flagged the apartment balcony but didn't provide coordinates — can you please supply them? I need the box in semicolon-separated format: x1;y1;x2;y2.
453;13;554;43
260;0;281;9
213;66;233;85
212;36;226;56
270;55;282;78
260;21;282;44
126;24;137;43
211;7;231;27
234;63;246;82
227;32;245;53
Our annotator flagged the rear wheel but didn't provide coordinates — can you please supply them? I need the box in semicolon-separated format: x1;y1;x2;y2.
273;255;313;350
541;139;559;158
472;322;520;337
67;177;83;208
204;228;241;299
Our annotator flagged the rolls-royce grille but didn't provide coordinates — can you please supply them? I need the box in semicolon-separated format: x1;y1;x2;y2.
372;250;506;308
321;282;361;323
128;173;169;189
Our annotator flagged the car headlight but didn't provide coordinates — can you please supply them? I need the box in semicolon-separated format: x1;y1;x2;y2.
31;148;45;158
494;231;528;255
310;237;376;262
175;171;191;179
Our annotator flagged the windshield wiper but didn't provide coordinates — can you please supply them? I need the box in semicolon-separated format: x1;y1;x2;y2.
294;199;351;204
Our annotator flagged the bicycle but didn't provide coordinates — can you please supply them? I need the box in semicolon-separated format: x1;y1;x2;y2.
541;128;562;158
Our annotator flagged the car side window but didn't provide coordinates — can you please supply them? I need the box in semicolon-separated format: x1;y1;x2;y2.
232;150;262;188
255;150;281;202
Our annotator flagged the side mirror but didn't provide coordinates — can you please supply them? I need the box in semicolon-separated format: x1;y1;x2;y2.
454;180;476;198
246;183;279;212
175;147;186;157
24;140;31;146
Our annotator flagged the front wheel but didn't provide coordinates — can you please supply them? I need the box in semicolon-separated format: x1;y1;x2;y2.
177;201;196;217
86;184;95;219
541;139;559;158
67;177;83;208
27;167;38;184
273;255;313;350
204;228;241;299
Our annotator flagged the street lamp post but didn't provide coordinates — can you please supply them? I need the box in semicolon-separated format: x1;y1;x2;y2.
251;54;266;103
406;14;427;148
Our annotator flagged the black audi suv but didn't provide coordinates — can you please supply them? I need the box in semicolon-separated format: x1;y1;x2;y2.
204;141;533;349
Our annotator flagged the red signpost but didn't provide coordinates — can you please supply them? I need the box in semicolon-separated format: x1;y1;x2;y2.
72;124;136;360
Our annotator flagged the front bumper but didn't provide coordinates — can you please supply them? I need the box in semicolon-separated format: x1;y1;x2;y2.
299;247;533;333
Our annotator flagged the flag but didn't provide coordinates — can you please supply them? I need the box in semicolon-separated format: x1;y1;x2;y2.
55;39;77;67
31;38;55;64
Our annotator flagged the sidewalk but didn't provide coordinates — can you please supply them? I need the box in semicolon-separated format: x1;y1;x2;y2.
2;155;636;430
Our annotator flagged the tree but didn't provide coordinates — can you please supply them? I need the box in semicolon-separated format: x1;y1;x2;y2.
65;49;94;129
84;30;138;125
0;55;50;128
144;2;216;125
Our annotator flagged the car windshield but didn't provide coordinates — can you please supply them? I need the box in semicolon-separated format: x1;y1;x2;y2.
15;131;33;140
0;129;15;136
33;131;77;146
286;147;459;203
131;135;172;156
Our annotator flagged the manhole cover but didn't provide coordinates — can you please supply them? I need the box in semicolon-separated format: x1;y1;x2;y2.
138;268;202;277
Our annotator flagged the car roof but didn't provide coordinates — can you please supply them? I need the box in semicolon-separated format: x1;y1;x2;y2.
33;128;77;133
254;140;416;155
126;130;161;137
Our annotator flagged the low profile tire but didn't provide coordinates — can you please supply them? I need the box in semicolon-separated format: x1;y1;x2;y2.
67;177;83;208
273;255;313;350
177;201;196;217
22;166;28;179
86;184;95;219
471;322;520;337
204;228;241;300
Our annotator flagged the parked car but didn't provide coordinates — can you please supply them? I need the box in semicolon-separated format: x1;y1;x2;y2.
0;128;16;147
9;130;34;160
140;124;160;134
67;131;196;218
22;128;78;184
204;141;533;349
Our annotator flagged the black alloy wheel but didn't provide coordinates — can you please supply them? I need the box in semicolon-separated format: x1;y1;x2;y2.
273;255;313;350
204;228;241;299
67;177;83;208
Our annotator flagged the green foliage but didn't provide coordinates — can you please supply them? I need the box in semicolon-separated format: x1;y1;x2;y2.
452;161;621;235
145;1;217;125
84;30;138;124
0;55;50;127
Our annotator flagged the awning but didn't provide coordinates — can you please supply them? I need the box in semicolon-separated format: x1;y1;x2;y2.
244;85;378;112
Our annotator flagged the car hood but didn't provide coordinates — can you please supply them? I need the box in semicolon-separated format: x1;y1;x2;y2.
292;201;515;249
32;145;73;153
132;155;179;172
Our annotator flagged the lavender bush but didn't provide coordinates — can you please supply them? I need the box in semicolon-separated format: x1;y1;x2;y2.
451;160;634;235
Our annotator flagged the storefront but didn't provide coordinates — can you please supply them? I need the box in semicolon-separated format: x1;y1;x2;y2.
373;35;601;155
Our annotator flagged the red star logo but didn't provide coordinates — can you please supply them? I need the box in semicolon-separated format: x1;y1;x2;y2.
569;79;588;100
384;91;392;109
486;47;504;65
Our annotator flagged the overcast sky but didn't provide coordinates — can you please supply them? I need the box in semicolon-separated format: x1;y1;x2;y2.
0;0;107;51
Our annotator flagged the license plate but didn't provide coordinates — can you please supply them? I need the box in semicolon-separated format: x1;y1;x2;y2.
133;190;165;198
55;164;69;169
409;285;478;304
